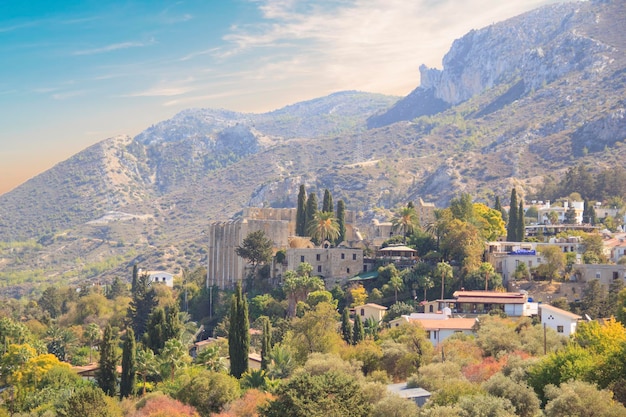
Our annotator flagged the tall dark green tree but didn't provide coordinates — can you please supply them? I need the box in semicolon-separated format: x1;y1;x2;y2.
507;188;519;242
341;308;352;344
120;328;136;399
229;282;250;378
305;192;318;233
296;185;307;236
107;277;125;300
322;189;333;213
517;200;525;242
494;196;508;223
260;316;272;371
143;307;166;353
352;314;364;345
235;230;274;279
131;264;139;293
96;324;118;397
583;199;597;225
336;199;346;245
127;272;157;341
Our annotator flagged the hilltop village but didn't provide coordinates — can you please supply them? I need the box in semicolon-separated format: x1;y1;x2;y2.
2;181;626;416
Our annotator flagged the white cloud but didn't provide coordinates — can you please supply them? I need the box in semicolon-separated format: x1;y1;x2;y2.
216;0;562;95
73;40;153;56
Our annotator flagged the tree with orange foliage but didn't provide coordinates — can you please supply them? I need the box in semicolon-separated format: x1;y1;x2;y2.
130;393;200;417
214;389;274;417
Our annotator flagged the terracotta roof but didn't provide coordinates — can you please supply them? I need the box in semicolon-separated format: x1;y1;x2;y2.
540;304;582;320
407;317;476;331
453;291;527;304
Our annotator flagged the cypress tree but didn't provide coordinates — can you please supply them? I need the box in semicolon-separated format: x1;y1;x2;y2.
322;189;333;213
120;327;136;398
517;200;525;242
352;314;364;345
341;308;352;344
131;264;138;293
495;196;508;224
260;316;272;371
229;282;249;378
507;188;518;241
305;192;318;240
143;307;166;353
96;324;118;397
296;185;307;236
336;200;346;245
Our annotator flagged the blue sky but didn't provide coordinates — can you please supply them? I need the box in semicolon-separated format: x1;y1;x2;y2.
0;0;561;194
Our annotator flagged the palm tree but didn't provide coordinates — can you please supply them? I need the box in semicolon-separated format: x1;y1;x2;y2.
135;348;158;396
307;211;339;245
159;338;191;381
434;261;453;301
268;344;295;379
194;344;226;372
84;323;100;364
283;267;325;318
418;275;434;302
389;275;404;304
392;205;419;242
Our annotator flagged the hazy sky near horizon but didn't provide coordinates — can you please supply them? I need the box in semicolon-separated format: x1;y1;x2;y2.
0;0;561;195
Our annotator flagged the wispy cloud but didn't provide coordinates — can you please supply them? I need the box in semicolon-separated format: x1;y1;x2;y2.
51;90;87;100
216;0;561;94
125;86;194;97
73;39;154;56
0;20;38;33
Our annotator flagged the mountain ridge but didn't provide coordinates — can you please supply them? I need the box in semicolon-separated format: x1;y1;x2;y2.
1;0;626;296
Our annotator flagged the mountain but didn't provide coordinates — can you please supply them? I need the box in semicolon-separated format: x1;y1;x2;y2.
1;0;626;296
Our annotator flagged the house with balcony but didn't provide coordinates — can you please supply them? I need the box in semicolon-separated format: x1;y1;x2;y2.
427;290;538;317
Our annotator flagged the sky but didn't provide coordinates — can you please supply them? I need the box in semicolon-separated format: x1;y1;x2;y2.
0;0;562;195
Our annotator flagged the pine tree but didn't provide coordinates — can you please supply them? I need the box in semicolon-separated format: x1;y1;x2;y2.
507;188;518;242
517;200;525;242
260;316;272;371
127;272;157;341
96;324;118;397
336;200;346;245
322;189;333;213
296;185;307;236
341;308;352;344
229;282;250;378
120;328;136;398
352;314;364;345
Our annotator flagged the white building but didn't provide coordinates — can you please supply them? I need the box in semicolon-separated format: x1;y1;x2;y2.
539;304;581;337
145;270;175;288
536;201;584;225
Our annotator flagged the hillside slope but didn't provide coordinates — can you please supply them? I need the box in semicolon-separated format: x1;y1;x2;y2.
0;0;625;295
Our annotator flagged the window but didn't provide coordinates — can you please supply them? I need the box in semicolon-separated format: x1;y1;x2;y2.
301;255;305;263
316;254;321;261
614;271;619;280
341;253;345;259
360;309;365;316
317;265;322;273
596;271;601;279
347;268;350;273
557;325;564;333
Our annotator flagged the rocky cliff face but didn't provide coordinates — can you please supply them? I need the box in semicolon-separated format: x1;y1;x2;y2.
371;0;618;126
